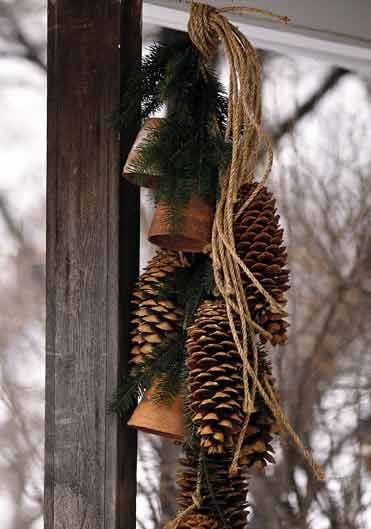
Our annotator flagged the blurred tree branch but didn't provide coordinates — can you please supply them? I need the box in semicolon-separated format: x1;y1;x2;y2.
0;0;46;71
270;67;348;145
0;195;33;252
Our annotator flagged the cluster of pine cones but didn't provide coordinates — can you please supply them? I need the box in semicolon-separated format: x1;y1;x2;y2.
130;183;289;529
176;299;279;529
186;300;279;465
175;184;289;528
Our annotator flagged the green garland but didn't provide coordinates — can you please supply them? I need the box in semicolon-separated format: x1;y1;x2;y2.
108;336;185;418
115;31;231;226
157;254;215;328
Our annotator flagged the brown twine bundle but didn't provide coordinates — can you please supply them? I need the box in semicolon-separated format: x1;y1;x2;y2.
188;3;325;480
165;4;323;528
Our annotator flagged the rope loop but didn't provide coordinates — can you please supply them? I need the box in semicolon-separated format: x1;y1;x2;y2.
188;3;219;61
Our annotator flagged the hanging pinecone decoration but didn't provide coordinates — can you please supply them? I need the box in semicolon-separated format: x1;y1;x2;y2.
130;250;186;365
234;182;290;346
177;448;250;529
176;515;219;529
186;301;244;455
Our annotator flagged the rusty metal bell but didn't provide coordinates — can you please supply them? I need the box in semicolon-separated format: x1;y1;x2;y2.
123;117;163;188
127;383;184;441
148;196;213;253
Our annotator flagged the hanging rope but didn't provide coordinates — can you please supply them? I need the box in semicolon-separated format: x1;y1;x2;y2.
166;5;324;527
187;2;325;482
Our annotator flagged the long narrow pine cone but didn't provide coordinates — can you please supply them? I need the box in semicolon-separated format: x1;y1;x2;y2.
177;515;219;529
187;300;280;468
177;448;249;529
234;182;290;346
130;250;186;365
186;301;244;455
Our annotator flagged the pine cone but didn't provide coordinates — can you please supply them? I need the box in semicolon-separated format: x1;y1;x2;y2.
130;250;185;365
187;300;279;466
177;514;219;529
234;183;290;346
177;448;249;529
239;352;280;471
186;301;244;455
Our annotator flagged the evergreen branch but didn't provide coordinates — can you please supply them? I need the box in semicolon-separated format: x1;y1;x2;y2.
182;395;199;448
151;342;186;404
183;256;215;327
109;334;186;418
156;254;216;328
108;373;146;418
112;32;231;225
129;116;230;225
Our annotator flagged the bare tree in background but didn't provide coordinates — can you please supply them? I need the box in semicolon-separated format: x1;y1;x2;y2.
0;0;46;72
249;62;371;529
0;195;45;529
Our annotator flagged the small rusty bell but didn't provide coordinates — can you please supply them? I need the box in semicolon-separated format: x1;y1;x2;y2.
123;117;162;188
128;383;184;441
148;196;213;253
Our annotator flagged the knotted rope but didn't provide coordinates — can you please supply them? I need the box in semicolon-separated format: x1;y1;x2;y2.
166;5;323;528
189;2;325;480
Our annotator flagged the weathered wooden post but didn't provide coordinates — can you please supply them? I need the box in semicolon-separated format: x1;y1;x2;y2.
45;2;142;528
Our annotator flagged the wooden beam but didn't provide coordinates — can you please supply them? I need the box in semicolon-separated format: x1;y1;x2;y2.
117;1;142;527
45;2;141;528
143;0;371;77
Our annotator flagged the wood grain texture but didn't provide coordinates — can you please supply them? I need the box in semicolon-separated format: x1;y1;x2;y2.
45;2;142;528
116;1;142;527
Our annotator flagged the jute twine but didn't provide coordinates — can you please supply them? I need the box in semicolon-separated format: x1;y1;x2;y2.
188;0;324;479
165;4;324;528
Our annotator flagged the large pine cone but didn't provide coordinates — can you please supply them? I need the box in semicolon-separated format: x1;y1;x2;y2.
177;448;249;529
186;301;244;455
130;250;185;365
186;300;279;467
234;183;290;346
177;514;219;529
